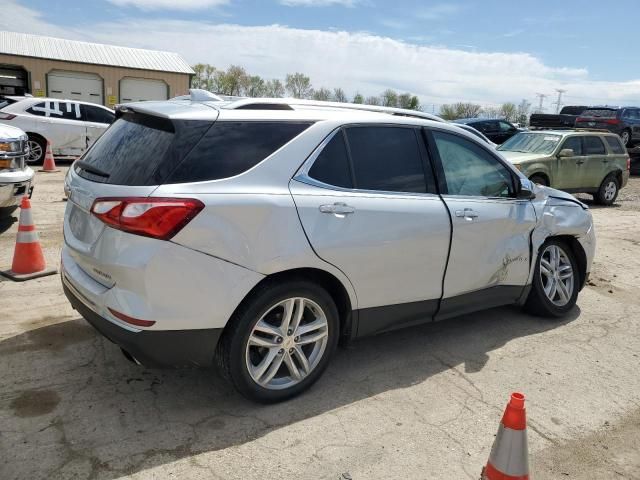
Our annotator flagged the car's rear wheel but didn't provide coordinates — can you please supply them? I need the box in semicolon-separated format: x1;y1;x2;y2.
621;129;632;147
594;173;619;206
0;206;18;218
529;174;548;186
26;135;46;165
217;279;339;403
524;239;579;318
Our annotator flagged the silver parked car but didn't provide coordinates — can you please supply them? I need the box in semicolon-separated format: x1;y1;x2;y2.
62;97;595;402
0;123;33;217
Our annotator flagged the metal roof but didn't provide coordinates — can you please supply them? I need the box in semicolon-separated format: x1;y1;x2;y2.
0;31;194;75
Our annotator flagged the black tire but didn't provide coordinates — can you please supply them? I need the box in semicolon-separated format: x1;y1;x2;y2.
594;173;620;206
620;129;632;148
524;238;579;318
529;174;548;186
216;279;339;403
26;134;46;165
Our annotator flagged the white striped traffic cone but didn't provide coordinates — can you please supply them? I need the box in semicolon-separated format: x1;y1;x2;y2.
39;140;59;172
482;392;529;480
1;196;57;281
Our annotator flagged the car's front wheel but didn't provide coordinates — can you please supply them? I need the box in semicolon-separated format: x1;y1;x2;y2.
217;279;339;403
529;174;548;187
524;239;579;318
27;135;46;165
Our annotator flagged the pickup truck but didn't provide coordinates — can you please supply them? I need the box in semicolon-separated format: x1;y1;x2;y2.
0;124;33;217
529;106;590;129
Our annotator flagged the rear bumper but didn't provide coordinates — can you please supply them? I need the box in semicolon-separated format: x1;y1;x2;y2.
63;280;222;367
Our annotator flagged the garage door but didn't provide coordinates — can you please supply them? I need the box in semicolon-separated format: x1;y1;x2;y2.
48;70;103;104
120;78;168;102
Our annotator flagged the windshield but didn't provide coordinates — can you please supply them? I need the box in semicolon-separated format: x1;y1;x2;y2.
498;132;561;154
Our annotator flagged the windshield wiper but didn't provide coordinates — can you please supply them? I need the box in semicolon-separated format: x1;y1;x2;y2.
75;160;110;178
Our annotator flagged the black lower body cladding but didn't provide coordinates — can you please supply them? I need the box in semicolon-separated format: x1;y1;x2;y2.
63;282;222;368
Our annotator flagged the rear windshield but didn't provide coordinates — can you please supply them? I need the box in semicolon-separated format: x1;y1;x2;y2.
580;109;617;118
75;113;312;185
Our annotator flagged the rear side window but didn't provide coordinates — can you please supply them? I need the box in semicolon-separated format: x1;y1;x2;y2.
308;132;353;188
76;113;211;185
345;126;427;193
166;122;312;184
27;101;82;120
584;136;606;155
605;136;626;154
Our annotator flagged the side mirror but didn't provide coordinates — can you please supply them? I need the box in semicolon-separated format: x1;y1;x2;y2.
558;148;574;158
517;177;536;199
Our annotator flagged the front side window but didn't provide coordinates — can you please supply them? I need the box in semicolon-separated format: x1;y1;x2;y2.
561;137;583;156
433;130;513;197
605;136;626;154
345;126;427;193
308;132;353;188
85;106;115;124
584;136;606;155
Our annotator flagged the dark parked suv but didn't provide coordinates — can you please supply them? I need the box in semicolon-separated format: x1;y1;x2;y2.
575;107;640;147
452;118;522;144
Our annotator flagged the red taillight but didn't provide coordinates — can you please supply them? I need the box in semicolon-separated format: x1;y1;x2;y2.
91;197;204;240
108;308;155;327
0;113;16;120
604;118;621;125
576;117;587;122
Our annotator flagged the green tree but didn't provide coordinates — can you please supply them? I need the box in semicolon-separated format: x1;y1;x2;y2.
285;72;313;99
440;102;483;119
381;89;398;107
264;79;285;98
439;104;457;120
216;65;249;96
244;75;266;97
191;63;207;89
333;88;348;103
500;102;518;123
313;87;332;101
352;92;364;104
398;92;420;110
516;99;531;126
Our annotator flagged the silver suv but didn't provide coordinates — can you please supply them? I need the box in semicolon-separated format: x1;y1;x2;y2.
62;97;596;403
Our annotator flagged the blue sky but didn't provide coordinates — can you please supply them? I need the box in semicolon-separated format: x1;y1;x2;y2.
5;0;640;108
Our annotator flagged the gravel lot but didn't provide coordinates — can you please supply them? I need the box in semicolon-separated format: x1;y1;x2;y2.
1;167;639;479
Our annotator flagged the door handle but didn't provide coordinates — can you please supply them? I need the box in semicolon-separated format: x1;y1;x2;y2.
455;208;478;219
319;202;355;216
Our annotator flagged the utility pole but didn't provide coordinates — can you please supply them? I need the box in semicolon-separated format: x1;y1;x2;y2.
535;93;548;113
554;89;567;114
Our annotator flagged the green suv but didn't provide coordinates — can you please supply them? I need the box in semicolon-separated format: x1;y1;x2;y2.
498;130;630;205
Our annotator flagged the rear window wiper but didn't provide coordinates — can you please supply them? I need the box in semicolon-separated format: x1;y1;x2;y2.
75;160;110;178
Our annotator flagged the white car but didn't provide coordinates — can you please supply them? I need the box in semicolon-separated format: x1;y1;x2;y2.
0;96;115;164
0;124;33;216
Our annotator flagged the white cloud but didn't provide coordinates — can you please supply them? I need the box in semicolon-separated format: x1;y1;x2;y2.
417;3;463;20
107;0;228;11
3;0;640;107
280;0;359;6
0;0;83;38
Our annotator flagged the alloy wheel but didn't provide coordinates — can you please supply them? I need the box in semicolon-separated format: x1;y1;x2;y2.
245;297;329;390
539;245;575;307
603;181;617;202
27;140;42;163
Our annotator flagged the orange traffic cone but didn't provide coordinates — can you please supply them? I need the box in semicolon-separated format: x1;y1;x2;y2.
39;140;59;172
481;392;529;480
1;196;57;281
